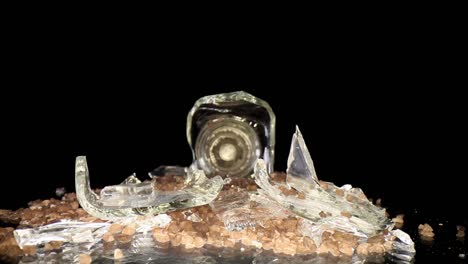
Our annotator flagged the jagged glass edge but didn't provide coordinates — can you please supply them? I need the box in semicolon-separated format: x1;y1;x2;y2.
254;158;389;237
286;126;319;192
75;156;224;220
186;91;276;173
14;220;111;249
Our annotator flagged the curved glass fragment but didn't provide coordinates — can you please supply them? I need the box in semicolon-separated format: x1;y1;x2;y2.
75;156;223;220
254;127;390;237
187;91;275;178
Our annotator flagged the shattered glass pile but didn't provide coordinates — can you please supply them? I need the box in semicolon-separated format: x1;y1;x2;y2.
13;127;415;263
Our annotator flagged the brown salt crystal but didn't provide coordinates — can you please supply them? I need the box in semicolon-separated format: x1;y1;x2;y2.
103;241;116;251
192;222;209;234
418;223;433;232
170;234;182;247
356;243;369;256
79;253;92;264
21;208;34;219
296;238;311;255
418;223;435;238
75;208;88;216
392;214;405;228
102;232;115;242
44;241;63;251
241;236;253;247
341;211;352;218
122;225;136;236
368;243;385;254
262;240;273;250
322;231;333;240
0;243;23;259
0;227;13;238
317;239;340;257
180;232;194;246
0;209;20;225
224;238;235;248
346;194;357;203
456;225;465;238
257;230;266;240
247;184;258;191
167;222;180;233
152;229;170;243
273;235;296;255
114;234;132;244
230;231;242;240
339;242;354;257
108;223;124;234
22;245;37;255
297;192;306;199
222;227;232;237
383;240;393;251
56;204;70;213
247;227;257;240
332;231;358;247
179;220;194;232
299;236;317;254
71;201;80;210
193;236;205;248
279;186;298;196
210;237;224;247
270;172;286;183
392;214;404;224
208;224;221;233
282;218;298;232
335;189;345;197
114;248;124;259
319;181;329;190
367;234;385;244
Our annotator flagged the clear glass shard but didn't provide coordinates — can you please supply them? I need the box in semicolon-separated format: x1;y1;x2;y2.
75;156;224;220
254;128;390;237
187;91;276;178
286;126;319;192
14;215;172;262
99;182;192;208
389;229;416;262
392;229;414;246
210;189;291;231
14;220;110;249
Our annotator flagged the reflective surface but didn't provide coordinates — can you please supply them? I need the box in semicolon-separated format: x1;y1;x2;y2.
187;91;276;178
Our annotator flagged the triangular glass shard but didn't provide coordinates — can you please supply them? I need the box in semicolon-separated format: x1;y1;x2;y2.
286;126;319;192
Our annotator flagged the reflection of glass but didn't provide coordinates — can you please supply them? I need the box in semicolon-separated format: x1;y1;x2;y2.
187;91;275;178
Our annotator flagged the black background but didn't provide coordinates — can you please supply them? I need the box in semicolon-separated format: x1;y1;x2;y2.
1;23;466;228
0;13;465;263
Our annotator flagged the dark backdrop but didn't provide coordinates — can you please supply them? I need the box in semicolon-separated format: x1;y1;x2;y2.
1;61;466;226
